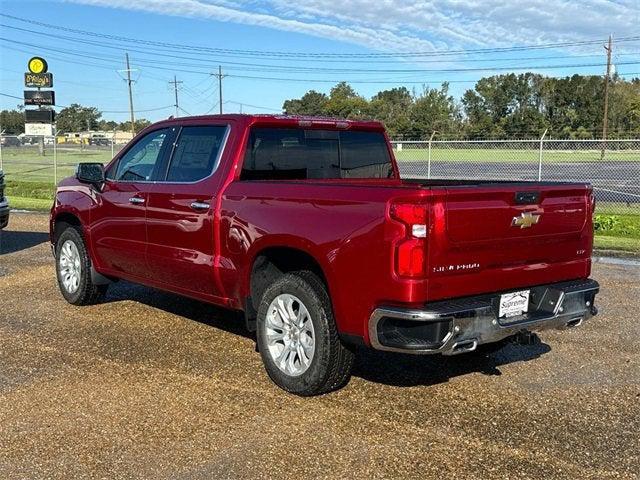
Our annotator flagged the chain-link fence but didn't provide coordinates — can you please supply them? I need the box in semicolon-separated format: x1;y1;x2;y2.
0;135;126;185
1;134;638;215
392;138;639;215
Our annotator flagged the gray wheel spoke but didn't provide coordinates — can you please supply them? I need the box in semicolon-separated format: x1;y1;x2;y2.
276;299;290;325
266;331;285;344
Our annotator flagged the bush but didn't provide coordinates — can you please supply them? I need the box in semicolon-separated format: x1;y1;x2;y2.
593;214;619;232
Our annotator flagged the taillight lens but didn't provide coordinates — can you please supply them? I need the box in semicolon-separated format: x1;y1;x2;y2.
396;238;426;276
390;202;428;278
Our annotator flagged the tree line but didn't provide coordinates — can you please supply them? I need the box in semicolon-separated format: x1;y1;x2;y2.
0;104;151;136
283;73;640;139
2;73;639;139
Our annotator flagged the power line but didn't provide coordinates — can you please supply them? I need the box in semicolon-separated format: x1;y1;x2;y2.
2;13;640;59
224;100;281;112
0;91;173;113
3;22;639;71
3;36;638;82
1;28;639;76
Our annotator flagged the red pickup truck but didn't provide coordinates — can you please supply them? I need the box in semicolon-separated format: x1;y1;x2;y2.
50;115;599;395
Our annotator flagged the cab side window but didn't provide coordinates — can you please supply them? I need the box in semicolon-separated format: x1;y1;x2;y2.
108;128;171;182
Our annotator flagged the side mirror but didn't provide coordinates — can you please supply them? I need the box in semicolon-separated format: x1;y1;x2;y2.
76;162;105;187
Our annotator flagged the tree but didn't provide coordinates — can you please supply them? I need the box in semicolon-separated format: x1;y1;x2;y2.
367;87;413;138
56;104;102;133
325;82;368;118
97;120;119;131
118;119;151;132
0;109;25;134
279;74;640;139
283;90;328;115
406;83;461;139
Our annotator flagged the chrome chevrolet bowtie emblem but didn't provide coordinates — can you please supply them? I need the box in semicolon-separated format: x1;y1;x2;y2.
512;212;541;228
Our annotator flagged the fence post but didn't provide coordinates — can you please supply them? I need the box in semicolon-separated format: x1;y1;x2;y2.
538;129;548;181
111;136;115;159
0;131;3;172
428;131;436;179
53;136;57;185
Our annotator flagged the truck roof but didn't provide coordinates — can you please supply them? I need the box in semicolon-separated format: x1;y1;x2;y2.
149;114;386;131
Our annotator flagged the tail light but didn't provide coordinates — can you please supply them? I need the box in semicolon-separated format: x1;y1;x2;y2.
389;201;428;278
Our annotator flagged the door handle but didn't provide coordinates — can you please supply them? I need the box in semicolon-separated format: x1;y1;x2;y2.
129;197;145;205
190;201;210;211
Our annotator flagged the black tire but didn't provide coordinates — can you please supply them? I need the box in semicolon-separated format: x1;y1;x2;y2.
256;270;355;396
55;226;107;305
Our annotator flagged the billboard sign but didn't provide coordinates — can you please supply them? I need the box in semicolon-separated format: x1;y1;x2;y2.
25;109;56;123
25;123;55;136
25;72;53;88
24;90;55;106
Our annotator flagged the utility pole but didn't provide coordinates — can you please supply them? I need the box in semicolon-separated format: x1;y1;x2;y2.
601;35;613;160
169;75;183;117
125;53;136;137
212;65;227;114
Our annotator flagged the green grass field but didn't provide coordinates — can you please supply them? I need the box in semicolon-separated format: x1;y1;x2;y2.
394;147;640;163
0;146;116;183
1;146;638;185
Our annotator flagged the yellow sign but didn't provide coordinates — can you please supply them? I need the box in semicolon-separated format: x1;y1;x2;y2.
28;57;48;74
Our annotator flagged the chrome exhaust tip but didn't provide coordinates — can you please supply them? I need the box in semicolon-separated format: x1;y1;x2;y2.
450;339;478;355
566;316;584;328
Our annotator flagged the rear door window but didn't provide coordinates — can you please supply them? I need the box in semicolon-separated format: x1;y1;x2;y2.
165;126;228;182
241;127;393;180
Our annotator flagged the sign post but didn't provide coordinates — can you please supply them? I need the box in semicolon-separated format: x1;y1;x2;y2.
24;56;55;160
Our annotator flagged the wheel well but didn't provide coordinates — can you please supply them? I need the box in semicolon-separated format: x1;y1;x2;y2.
249;247;327;314
53;212;82;245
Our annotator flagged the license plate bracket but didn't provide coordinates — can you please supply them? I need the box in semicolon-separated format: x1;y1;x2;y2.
498;290;530;319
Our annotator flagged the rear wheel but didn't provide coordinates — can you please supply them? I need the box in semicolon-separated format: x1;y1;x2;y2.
55;226;107;305
256;271;354;396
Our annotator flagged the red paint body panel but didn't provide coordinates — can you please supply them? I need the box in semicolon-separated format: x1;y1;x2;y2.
50;114;595;346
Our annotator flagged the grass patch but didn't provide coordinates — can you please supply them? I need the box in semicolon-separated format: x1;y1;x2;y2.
6;180;56;200
593;214;640;239
7;196;52;212
593;213;640;254
594;236;640;253
1;146;115;183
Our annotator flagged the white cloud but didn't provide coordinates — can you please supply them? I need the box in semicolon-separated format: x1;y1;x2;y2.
63;0;639;54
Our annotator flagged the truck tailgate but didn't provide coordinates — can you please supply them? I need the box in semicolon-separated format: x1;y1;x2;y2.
426;183;593;300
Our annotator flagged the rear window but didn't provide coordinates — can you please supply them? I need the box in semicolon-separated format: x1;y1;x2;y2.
241;128;394;180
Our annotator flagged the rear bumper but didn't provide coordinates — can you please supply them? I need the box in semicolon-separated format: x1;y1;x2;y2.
368;278;599;355
0;199;9;229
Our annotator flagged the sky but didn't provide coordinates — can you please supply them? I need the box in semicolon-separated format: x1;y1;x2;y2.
0;0;639;123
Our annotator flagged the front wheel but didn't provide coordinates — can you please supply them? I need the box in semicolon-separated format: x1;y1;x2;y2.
256;271;354;396
55;226;108;305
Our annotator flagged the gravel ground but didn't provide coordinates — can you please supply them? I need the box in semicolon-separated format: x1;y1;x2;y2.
1;212;639;480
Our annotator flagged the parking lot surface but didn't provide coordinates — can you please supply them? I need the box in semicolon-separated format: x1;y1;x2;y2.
1;212;639;479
